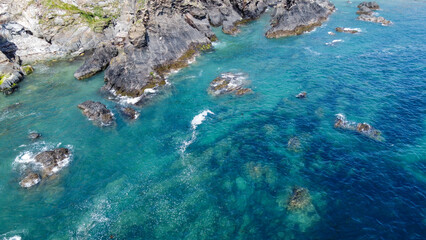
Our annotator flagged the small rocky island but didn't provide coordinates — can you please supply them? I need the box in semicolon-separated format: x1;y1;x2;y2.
356;1;392;26
208;73;252;96
20;148;70;188
78;101;115;126
334;114;383;141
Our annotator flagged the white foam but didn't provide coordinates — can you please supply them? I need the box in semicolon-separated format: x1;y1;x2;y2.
144;88;156;94
326;39;344;46
180;110;214;155
191;110;214;130
13;142;73;175
110;89;143;105
5;236;21;240
343;27;361;32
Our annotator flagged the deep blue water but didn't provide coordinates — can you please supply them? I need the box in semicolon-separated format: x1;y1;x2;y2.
0;0;425;239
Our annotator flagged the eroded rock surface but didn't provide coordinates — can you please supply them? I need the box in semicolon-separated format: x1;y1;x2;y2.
266;0;335;38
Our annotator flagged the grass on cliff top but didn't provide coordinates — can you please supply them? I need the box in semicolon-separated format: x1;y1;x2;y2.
42;0;114;31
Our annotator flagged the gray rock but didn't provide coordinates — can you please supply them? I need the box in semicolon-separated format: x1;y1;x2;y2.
357;1;380;10
266;0;335;38
103;14;210;98
74;41;118;80
34;148;70;177
78;100;115;126
356;6;373;15
357;14;392;26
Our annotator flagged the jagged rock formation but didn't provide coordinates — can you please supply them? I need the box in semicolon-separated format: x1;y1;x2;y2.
266;0;335;38
1;0;336;97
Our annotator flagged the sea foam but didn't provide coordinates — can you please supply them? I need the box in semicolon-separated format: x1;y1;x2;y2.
180;110;214;155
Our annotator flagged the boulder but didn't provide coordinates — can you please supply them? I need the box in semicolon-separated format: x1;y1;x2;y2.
28;132;41;140
19;172;41;188
74;42;118;80
34;148;70;177
287;186;311;211
78;101;115;126
266;0;335;38
357;2;380;10
208;72;252;96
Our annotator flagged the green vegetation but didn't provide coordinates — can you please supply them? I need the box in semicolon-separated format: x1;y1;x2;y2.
0;73;11;86
22;65;34;75
41;0;114;32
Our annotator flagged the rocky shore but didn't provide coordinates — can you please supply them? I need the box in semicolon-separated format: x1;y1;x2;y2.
0;0;338;97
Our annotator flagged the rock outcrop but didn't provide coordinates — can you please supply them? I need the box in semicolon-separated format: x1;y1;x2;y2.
74;41;118;80
208;72;252;96
266;0;335;38
78;101;115;126
19;148;71;188
334;114;383;141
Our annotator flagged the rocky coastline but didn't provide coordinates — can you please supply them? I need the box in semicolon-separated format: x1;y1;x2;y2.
0;0;335;96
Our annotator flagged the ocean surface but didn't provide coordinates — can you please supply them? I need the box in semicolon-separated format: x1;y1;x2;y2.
1;0;425;239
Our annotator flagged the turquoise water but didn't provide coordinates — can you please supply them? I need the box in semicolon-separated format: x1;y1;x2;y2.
1;0;425;239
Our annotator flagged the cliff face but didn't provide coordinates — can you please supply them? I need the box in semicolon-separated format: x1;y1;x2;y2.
0;0;334;96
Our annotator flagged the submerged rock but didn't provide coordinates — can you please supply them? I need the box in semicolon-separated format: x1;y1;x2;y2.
266;0;335;38
357;2;380;10
287;136;302;152
287;186;311;211
334;114;383;141
335;27;359;34
357;14;392;26
28;132;41;140
74;42;118;80
208;72;252;96
296;91;307;98
78;101;115;126
19;172;41;188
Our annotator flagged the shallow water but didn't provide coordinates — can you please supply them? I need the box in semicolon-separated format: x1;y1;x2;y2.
1;0;425;239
